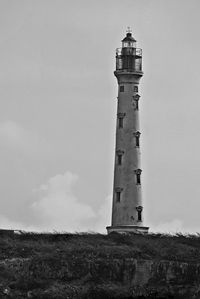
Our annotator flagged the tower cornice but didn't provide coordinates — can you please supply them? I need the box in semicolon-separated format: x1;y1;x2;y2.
114;70;143;84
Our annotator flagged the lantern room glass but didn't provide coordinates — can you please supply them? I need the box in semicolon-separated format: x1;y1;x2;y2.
122;41;136;48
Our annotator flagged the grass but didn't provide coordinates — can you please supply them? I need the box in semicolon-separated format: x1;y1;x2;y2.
1;231;199;262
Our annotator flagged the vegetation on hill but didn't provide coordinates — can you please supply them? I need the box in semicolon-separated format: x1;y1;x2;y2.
0;231;200;298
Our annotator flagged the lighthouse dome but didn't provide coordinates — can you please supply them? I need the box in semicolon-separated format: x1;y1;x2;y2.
122;32;136;48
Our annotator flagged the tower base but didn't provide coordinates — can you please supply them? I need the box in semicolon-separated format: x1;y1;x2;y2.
106;225;149;234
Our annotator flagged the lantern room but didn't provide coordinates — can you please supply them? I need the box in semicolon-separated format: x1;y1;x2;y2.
115;31;142;73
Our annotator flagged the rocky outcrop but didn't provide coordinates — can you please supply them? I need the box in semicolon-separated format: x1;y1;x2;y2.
0;256;200;298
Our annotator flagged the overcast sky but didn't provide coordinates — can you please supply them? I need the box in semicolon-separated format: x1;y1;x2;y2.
0;0;200;233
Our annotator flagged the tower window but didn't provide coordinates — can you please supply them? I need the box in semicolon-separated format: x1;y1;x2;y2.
135;99;139;111
118;154;122;165
136;206;143;222
120;85;124;92
116;191;121;202
136;136;139;147
119;118;123;128
117;113;126;129
134;131;141;147
134;86;138;92
116;150;124;165
133;94;140;111
135;169;142;185
138;211;142;221
137;174;141;185
115;187;123;202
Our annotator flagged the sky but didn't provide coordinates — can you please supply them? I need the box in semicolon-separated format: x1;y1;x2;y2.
0;0;200;233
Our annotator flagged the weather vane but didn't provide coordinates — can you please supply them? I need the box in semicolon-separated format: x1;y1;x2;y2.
126;26;132;33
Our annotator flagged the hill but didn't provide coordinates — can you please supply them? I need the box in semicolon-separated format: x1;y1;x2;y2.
0;231;200;298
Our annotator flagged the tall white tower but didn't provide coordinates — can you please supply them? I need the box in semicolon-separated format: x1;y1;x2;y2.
107;30;149;234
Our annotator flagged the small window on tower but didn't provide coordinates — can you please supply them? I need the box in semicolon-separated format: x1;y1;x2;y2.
118;113;126;129
119;118;123;128
134;86;138;92
116;191;121;202
120;86;124;92
137;174;141;185
136;136;139;147
135;99;139;111
138;210;142;221
135;169;142;185
136;206;143;222
134;131;141;147
117;154;122;165
133;95;140;111
115;188;123;202
116;150;124;165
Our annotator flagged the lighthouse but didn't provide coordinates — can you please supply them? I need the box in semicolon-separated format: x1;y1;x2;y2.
106;29;149;234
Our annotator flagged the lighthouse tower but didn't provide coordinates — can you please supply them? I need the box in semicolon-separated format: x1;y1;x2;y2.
107;29;149;234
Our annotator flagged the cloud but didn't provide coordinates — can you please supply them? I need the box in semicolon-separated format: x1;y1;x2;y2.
31;171;96;232
0;165;111;233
